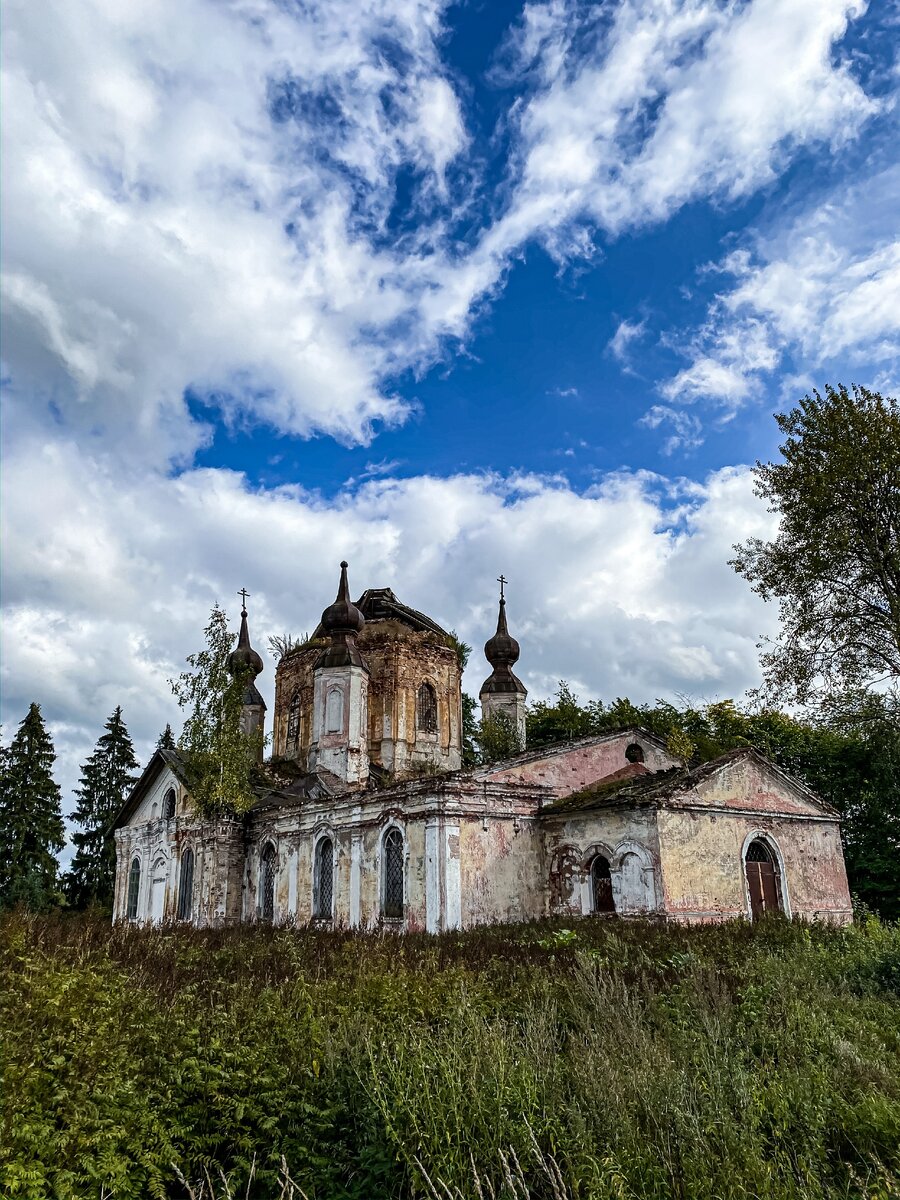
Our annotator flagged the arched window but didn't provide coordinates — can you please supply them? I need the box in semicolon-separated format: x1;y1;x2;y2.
177;848;194;921
126;857;140;920
164;788;176;820
625;743;644;764
590;855;615;913
326;687;344;734
745;839;781;919
382;828;404;919
313;837;334;920
260;843;277;922
417;682;438;733
287;691;301;745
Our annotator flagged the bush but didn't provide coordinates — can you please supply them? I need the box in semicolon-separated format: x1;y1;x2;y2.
1;913;899;1198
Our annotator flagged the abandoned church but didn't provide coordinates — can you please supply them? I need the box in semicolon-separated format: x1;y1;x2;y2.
113;564;852;929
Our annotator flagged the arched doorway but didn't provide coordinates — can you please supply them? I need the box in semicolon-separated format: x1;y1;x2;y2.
745;839;781;919
590;855;615;913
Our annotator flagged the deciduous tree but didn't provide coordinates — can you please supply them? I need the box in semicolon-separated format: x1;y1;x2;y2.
731;384;900;707
170;605;263;816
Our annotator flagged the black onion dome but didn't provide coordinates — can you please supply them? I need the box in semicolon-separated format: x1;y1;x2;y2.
481;597;526;696
484;598;520;668
228;607;264;679
321;561;365;635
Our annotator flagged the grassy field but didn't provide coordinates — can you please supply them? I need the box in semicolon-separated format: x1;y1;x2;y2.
1;912;899;1200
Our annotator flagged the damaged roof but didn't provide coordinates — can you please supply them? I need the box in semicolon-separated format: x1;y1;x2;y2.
543;747;838;816
308;587;450;639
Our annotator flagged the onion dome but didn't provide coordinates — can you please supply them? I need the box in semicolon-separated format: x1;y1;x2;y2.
228;603;264;680
316;562;367;669
321;561;364;635
480;594;526;696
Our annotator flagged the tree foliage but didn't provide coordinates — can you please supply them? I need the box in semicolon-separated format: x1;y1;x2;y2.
65;707;139;910
170;605;263;817
477;709;524;764
0;704;65;910
156;723;176;751
731;384;900;707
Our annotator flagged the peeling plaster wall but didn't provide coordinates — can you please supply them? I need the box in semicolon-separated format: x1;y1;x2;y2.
483;732;675;797
113;811;244;926
274;623;462;778
458;816;545;926
542;807;662;916
656;760;852;922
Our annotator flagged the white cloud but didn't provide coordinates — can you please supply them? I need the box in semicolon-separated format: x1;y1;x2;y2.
1;411;778;840
488;0;875;259
608;318;647;366
1;0;881;463
661;165;900;405
639;404;704;453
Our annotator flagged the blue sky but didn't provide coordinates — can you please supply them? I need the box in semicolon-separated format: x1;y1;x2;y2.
2;0;898;820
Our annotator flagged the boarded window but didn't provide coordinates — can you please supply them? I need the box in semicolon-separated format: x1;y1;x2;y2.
313;837;334;919
126;857;140;920
164;788;176;820
382;828;404;919
591;855;615;913
745;839;780;919
260;844;277;922
287;691;301;744
177;848;194;921
326;688;344;733
417;682;438;733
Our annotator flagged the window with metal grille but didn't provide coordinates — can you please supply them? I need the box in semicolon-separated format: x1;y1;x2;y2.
417;682;438;733
382;828;404;918
260;844;276;922
164;788;176;820
591;855;614;913
126;857;140;920
313;837;334;919
177;848;194;921
287;691;301;744
746;840;772;863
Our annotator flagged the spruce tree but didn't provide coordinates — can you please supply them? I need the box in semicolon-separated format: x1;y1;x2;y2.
65;707;139;909
157;723;176;751
0;703;65;910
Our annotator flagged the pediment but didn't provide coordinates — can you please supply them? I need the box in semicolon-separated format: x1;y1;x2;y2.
670;751;838;819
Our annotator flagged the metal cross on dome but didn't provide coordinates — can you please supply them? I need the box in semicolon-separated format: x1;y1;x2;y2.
238;587;250;611
497;574;507;600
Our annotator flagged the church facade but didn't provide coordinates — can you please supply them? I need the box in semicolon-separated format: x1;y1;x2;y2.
112;565;853;930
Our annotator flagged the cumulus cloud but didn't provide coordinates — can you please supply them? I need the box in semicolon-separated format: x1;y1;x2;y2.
1;0;880;462
662;165;900;406
1;411;777;833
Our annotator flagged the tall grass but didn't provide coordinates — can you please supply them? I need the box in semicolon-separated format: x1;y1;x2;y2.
1;913;898;1199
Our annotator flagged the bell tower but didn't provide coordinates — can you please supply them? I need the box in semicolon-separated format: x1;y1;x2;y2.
227;590;266;757
309;562;370;785
479;576;527;750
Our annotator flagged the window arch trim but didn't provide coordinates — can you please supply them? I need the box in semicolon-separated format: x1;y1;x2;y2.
126;855;141;920
417;681;438;734
259;841;278;923
312;832;335;921
741;831;790;919
163;787;177;820
177;847;195;921
381;824;405;920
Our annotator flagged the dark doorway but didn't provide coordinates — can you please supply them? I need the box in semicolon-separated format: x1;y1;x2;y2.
745;840;780;918
591;855;615;913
